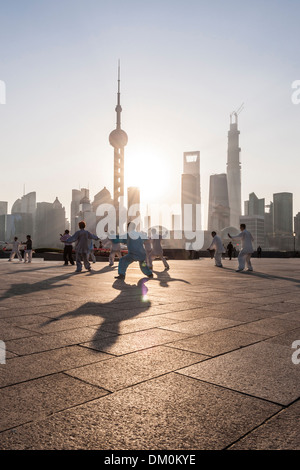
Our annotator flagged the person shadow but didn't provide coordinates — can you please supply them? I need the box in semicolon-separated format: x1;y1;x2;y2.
40;278;152;353
152;268;191;288
0;272;74;302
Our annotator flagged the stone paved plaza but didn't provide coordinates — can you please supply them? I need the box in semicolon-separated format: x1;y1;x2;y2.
0;257;300;450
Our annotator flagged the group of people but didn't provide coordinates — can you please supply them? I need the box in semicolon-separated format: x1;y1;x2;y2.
6;222;256;277
6;235;33;263
208;223;255;272
59;222;169;279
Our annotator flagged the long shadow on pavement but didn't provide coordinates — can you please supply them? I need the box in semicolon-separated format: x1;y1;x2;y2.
40;278;152;353
222;266;300;286
0;272;74;301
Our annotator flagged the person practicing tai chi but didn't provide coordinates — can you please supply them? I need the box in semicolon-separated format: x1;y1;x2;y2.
7;237;23;262
228;223;254;272
87;239;97;264
148;228;170;270
112;223;153;280
208;231;224;267
107;231;122;267
65;221;99;273
23;235;33;263
60;230;75;266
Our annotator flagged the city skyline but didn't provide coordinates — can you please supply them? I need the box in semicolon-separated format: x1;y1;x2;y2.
1;1;300;226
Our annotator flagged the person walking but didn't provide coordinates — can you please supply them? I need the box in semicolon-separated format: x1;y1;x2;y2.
227;241;233;260
60;230;74;266
66;221;99;273
257;246;262;258
7;237;23;262
228;224;254;272
23;235;33;263
208;231;224;267
112;223;153;280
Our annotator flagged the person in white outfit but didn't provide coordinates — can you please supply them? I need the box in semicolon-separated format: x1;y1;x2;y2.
66;221;99;273
87;239;97;264
208;231;224;267
7;237;23;262
149;229;169;270
106;231;122;267
228;224;254;272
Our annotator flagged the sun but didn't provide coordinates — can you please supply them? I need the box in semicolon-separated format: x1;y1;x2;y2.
125;149;170;206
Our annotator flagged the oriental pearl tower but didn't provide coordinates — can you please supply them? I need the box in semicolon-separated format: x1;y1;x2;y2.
109;62;128;213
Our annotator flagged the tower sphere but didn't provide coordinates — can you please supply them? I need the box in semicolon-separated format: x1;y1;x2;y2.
109;128;128;148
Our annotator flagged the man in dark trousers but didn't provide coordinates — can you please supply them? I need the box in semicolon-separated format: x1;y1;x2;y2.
60;230;74;266
227;241;233;260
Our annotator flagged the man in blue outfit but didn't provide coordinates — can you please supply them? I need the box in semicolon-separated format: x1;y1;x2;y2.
111;223;153;280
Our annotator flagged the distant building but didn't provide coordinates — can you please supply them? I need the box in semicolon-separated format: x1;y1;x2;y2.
92;187;113;213
0;201;8;216
6;192;37;242
273;192;293;235
294;212;300;250
181;151;201;232
109;63;128;233
207;174;230;233
70;188;89;234
244;192;265;217
78;191;96;234
35;198;66;248
127;186;140;228
227;113;242;229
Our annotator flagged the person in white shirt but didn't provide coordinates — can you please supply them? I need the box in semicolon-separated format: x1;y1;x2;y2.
208;231;224;267
7;237;23;262
228;224;254;272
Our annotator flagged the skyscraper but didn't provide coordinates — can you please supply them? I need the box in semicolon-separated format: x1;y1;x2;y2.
181;151;201;232
227;108;242;228
273;192;293;235
244;192;265;217
109;63;128;213
207;174;230;232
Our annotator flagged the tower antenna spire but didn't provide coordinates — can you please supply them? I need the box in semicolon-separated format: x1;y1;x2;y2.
116;59;122;129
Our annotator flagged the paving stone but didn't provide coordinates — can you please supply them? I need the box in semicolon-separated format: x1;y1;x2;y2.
178;342;300;405
1;258;300;449
229;401;300;450
159;317;242;335
0;346;112;387
5;327;116;356
0;373;280;450
234;317;300;337
66;345;207;391
168;328;268;356
0;373;109;431
81;327;191;355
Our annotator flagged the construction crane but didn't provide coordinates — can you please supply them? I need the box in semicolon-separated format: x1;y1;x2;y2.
230;103;244;125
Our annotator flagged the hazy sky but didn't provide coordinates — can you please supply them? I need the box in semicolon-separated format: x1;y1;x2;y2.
1;0;299;227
